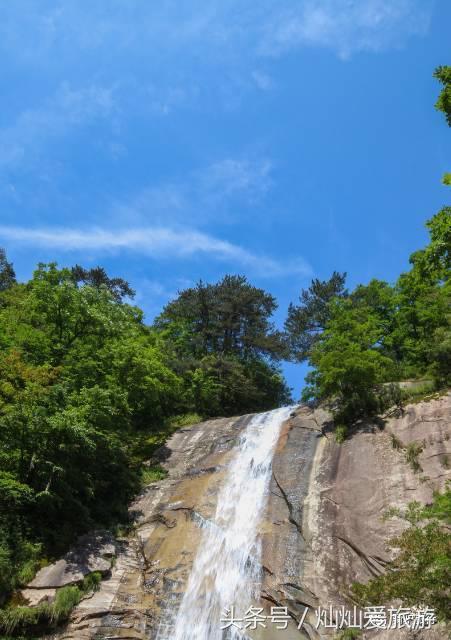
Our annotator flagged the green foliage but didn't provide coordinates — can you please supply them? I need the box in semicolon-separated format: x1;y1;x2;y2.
424;485;451;522
0;249;16;293
81;571;102;593
70;264;135;301
335;425;348;444
293;209;451;427
0;571;102;636
141;465;168;486
156;275;292;416
405;442;424;473
301;294;398;425
399;380;436;403
434;64;451;185
186;355;291;417
420;207;450;277
0;263;182;602
0;602;51;636
351;488;451;621
285;271;347;362
434;65;451;126
50;586;82;623
156;274;286;361
167;413;203;428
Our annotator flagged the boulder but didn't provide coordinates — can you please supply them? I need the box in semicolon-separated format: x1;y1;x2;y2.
27;531;117;590
21;588;56;606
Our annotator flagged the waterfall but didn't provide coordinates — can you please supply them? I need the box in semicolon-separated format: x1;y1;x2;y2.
157;406;294;640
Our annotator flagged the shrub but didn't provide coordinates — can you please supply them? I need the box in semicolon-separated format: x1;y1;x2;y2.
81;571;102;593
390;433;403;450
335;425;348;444
405;442;424;473
50;586;81;623
141;465;168;486
351;488;451;622
167;413;203;428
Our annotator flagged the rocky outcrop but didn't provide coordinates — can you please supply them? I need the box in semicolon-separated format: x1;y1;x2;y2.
47;394;450;639
22;532;118;607
264;393;451;639
28;532;117;590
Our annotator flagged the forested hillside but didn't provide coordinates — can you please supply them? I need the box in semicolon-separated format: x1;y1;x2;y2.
0;263;291;606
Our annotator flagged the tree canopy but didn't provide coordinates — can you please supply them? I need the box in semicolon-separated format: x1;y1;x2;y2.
156;275;286;361
288;209;451;428
284;271;347;362
434;65;451;126
434;65;451;185
0;263;290;611
155;275;291;416
0;248;16;292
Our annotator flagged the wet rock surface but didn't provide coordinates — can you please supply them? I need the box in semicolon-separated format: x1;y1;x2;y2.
261;406;326;639
48;395;450;640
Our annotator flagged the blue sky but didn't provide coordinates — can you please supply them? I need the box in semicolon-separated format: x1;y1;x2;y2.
0;0;450;395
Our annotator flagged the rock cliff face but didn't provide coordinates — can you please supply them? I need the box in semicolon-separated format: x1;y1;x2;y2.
263;394;450;639
46;394;450;639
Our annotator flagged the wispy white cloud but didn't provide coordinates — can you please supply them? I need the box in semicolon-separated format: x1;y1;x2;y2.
0;225;311;278
0;1;432;64
0;1;432;174
260;0;431;59
251;70;274;91
132;278;178;309
198;157;273;204
0;83;116;169
109;156;274;226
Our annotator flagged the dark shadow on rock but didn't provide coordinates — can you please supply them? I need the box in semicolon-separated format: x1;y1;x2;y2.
373;415;386;430
319;419;335;438
128;507;144;521
151;444;172;463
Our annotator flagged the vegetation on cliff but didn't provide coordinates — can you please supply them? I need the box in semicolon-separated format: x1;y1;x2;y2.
352;486;451;622
287;207;450;429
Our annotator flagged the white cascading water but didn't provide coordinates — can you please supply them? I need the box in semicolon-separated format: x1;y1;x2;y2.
158;406;294;640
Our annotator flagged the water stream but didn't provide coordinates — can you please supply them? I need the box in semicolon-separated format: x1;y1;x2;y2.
157;406;294;640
